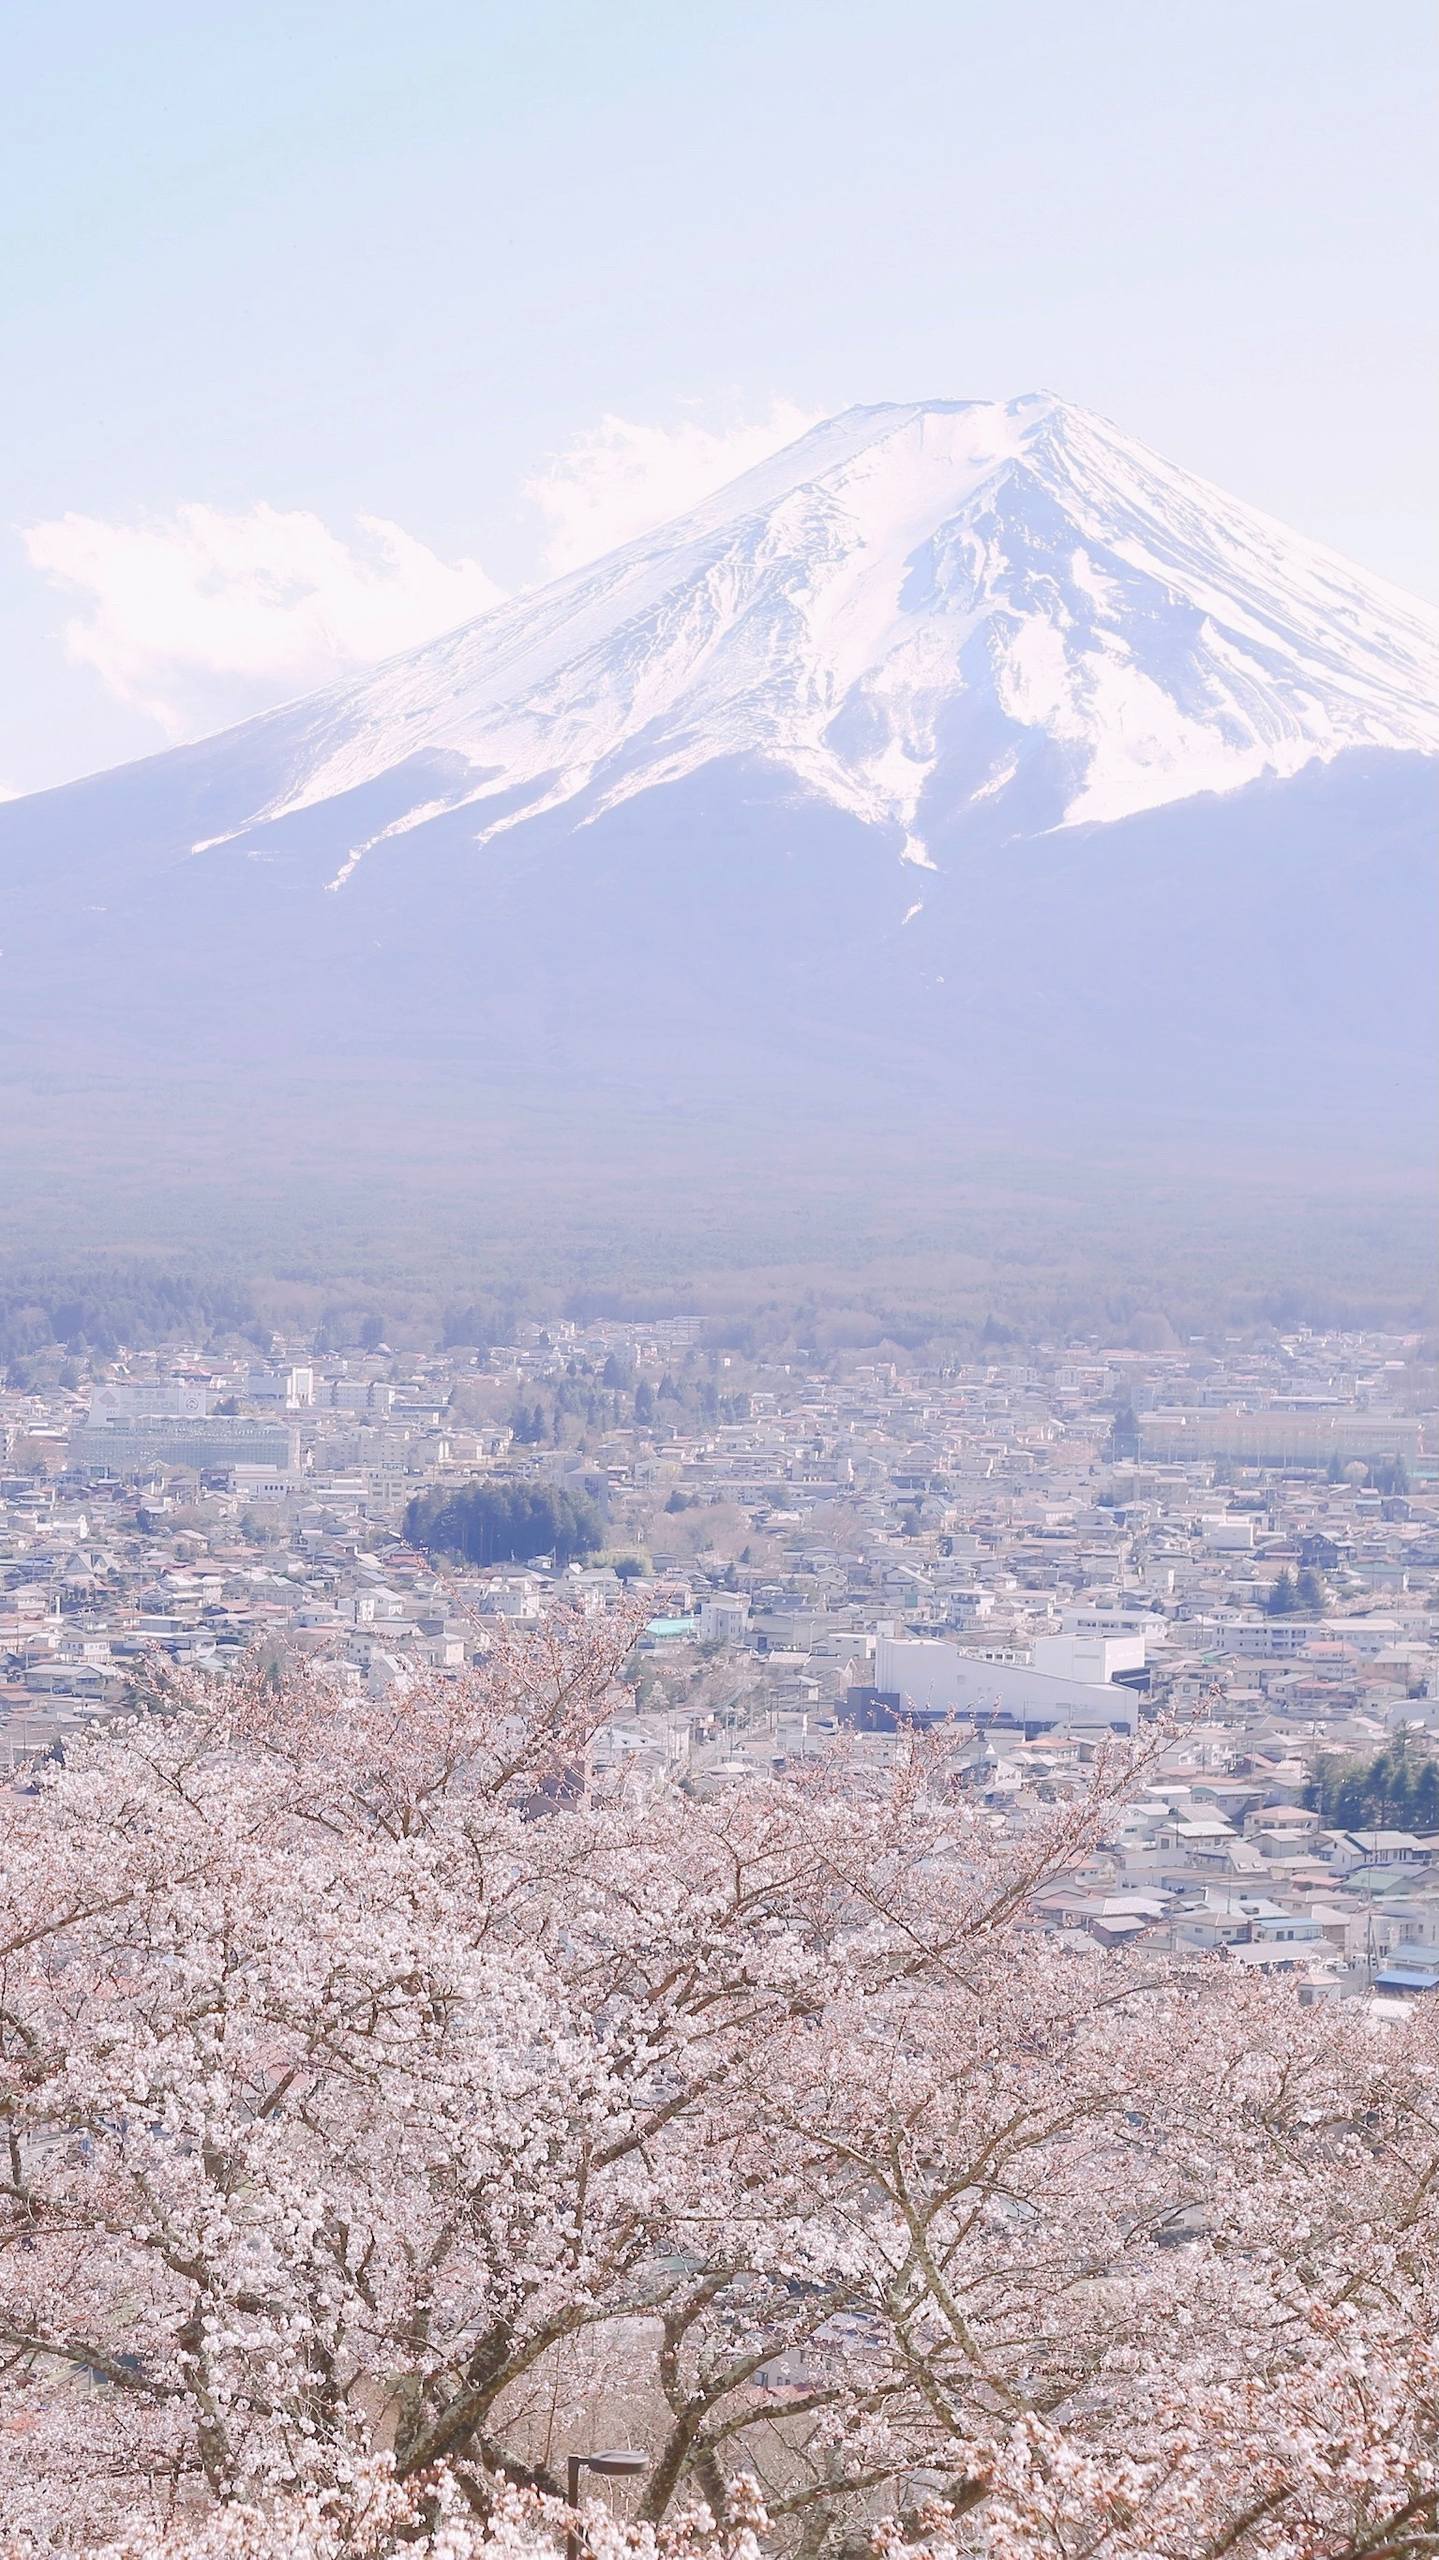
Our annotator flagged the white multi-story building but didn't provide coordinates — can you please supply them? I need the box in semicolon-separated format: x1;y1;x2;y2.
872;1628;1137;1734
322;1379;395;1415
1064;1607;1160;1643
698;1593;750;1646
1031;1631;1146;1684
247;1366;315;1408
1207;1615;1404;1660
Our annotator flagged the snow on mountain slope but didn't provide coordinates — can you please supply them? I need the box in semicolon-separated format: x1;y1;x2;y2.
189;392;1439;880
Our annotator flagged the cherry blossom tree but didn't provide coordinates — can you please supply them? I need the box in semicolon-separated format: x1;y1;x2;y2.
1;1624;1436;2557
90;2470;772;2560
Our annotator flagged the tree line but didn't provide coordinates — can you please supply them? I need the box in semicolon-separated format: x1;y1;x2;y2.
1305;1737;1439;1833
0;1263;260;1370
404;1478;606;1566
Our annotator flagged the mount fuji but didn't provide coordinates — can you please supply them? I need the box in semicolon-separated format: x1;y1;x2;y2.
2;393;1436;1208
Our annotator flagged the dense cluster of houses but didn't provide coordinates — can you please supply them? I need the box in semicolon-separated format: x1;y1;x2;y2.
2;1316;1434;1997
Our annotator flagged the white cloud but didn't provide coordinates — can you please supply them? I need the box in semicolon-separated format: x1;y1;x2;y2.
524;399;819;576
21;503;505;742
18;400;818;757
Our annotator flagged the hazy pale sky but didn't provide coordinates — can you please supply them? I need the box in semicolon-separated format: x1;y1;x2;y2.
2;0;1435;793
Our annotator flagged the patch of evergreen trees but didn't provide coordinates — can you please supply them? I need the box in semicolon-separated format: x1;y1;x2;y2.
1324;1451;1411;1493
403;1479;605;1567
1266;1566;1328;1615
1305;1737;1439;1833
492;1363;752;1453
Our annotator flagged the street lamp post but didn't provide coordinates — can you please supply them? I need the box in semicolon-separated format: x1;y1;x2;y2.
564;2449;648;2560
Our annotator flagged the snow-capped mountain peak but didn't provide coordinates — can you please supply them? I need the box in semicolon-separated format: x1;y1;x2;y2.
3;393;1434;1191
197;392;1439;877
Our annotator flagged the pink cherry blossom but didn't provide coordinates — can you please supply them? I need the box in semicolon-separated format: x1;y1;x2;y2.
0;1632;1434;2557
